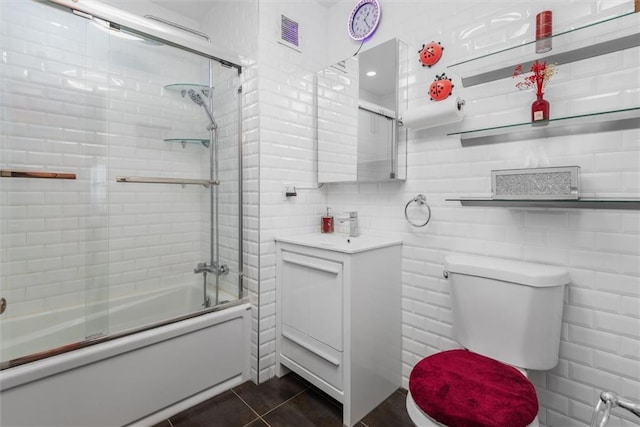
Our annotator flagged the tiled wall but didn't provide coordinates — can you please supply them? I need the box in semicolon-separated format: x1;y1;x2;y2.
254;0;640;426
254;0;330;381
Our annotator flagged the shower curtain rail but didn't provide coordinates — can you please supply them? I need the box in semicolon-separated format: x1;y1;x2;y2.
116;176;219;187
1;170;76;179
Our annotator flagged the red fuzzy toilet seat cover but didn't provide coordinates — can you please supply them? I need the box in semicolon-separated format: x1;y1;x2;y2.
409;349;538;427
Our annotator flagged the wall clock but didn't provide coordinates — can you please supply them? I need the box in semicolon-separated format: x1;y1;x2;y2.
347;0;381;41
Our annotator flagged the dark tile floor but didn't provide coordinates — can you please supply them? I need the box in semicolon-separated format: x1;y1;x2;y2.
152;373;414;427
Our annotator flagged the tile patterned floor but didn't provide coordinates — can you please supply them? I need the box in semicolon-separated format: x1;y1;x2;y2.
152;373;414;427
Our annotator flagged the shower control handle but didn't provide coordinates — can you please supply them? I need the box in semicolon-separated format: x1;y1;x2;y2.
0;297;6;314
194;262;229;276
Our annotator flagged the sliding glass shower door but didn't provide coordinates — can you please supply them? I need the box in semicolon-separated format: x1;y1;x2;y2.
0;0;242;366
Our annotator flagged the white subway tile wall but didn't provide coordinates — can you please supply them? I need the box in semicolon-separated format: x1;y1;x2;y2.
253;0;330;382
253;1;640;426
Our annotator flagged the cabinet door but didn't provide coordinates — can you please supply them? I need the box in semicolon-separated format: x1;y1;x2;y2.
280;251;343;351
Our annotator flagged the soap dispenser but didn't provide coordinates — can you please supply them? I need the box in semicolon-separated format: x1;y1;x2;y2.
321;207;334;234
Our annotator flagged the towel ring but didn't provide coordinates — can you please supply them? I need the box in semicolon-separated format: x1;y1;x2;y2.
405;194;431;228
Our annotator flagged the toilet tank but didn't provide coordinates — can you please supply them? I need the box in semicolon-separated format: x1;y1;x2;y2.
444;254;570;370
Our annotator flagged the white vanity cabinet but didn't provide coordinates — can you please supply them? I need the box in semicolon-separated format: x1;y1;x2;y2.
275;234;402;427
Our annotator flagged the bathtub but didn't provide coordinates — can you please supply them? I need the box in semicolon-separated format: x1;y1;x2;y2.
0;293;251;427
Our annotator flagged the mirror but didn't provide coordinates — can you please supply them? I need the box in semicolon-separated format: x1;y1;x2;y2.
317;38;408;183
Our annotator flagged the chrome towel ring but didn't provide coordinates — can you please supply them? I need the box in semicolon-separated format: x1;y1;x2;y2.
405;194;431;227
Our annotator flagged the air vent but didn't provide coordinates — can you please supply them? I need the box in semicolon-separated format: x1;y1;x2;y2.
279;14;301;52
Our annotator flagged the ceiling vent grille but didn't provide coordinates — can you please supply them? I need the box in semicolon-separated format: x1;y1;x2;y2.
279;14;301;52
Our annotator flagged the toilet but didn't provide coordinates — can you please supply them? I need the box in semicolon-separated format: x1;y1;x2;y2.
406;254;570;427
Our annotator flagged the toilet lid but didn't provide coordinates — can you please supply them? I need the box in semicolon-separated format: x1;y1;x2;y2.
409;349;538;427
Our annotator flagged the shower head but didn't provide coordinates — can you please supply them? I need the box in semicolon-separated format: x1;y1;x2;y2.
187;88;206;106
187;89;217;130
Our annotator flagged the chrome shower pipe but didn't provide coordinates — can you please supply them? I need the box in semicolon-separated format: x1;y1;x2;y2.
209;62;219;307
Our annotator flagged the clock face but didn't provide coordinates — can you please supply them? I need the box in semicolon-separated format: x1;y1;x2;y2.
347;0;380;41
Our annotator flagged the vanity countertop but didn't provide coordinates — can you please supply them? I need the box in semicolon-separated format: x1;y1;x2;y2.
275;234;402;254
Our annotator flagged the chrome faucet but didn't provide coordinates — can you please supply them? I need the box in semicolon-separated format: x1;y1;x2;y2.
194;262;229;276
338;211;360;237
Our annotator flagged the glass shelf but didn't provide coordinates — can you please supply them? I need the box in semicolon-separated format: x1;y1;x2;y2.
447;107;640;147
164;138;210;148
164;83;211;97
447;197;640;210
448;12;640;87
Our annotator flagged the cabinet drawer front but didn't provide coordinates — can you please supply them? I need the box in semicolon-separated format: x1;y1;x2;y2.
281;333;343;391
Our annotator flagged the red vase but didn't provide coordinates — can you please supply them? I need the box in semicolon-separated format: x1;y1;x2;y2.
532;93;550;123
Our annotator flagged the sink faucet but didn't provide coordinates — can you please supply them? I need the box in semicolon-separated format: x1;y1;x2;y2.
338;211;360;237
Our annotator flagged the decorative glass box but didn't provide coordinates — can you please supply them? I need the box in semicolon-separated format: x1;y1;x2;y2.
491;166;581;200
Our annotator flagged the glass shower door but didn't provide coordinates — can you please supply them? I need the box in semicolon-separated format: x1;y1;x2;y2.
0;0;243;367
0;1;110;364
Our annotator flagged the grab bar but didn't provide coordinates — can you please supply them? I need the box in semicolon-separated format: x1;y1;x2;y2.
1;170;76;180
116;176;219;187
591;391;640;427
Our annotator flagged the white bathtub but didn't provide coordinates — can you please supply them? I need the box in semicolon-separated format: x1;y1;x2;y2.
0;298;251;427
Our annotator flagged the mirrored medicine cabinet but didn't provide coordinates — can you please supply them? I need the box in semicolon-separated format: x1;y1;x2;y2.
317;38;408;183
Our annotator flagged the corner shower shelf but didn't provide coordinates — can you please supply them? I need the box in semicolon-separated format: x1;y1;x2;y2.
447;12;640;87
447;197;640;210
164;83;211;97
448;107;640;147
164;138;210;148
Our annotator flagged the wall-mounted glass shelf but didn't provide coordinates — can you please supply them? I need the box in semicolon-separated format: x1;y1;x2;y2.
448;12;640;87
164;83;211;97
447;197;640;210
164;138;210;148
448;107;640;147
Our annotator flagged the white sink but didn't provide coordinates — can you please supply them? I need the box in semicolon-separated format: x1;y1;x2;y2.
275;233;402;254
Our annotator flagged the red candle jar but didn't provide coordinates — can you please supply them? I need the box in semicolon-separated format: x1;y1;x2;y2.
536;11;553;53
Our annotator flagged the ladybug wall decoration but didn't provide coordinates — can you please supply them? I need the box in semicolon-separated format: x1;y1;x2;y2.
429;73;454;101
419;41;443;67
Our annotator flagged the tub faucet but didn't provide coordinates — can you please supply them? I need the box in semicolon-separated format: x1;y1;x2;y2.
338;211;360;237
194;262;214;274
